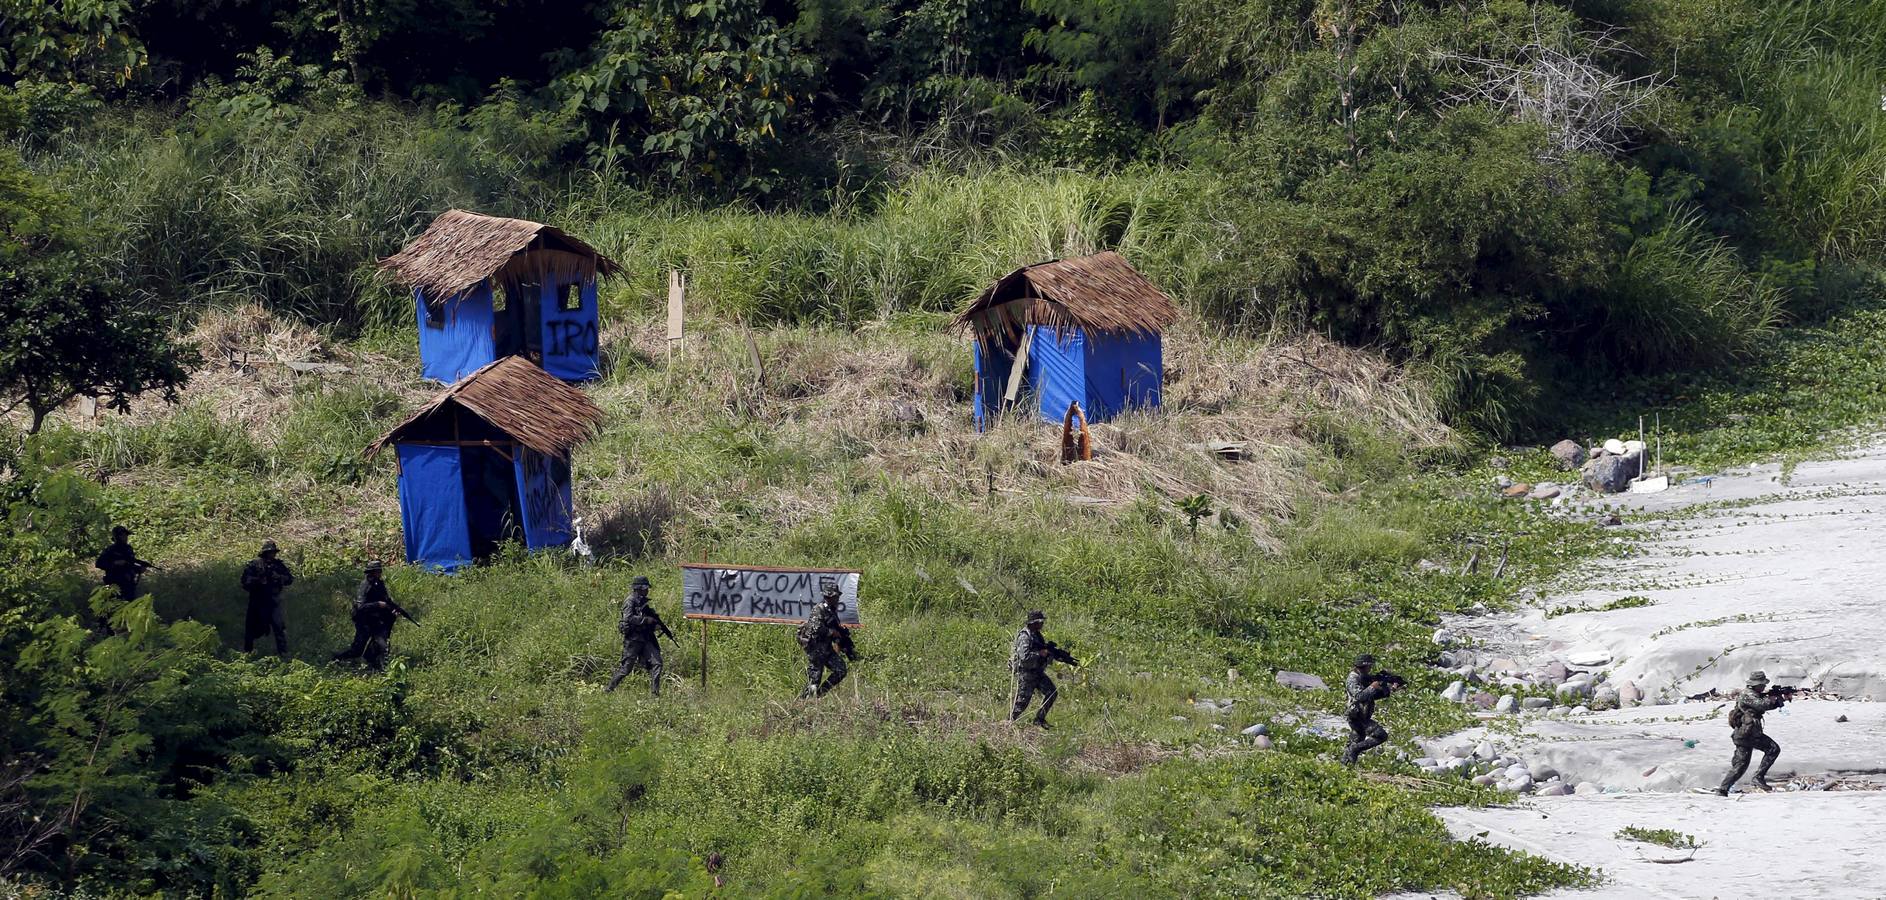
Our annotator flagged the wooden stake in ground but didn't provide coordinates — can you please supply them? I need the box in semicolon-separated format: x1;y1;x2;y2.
666;270;686;361
698;619;709;689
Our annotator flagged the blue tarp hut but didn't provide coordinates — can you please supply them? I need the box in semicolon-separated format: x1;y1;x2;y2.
955;251;1179;430
367;356;604;571
379;209;622;384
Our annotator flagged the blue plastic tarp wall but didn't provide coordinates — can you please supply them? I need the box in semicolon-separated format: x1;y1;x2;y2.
515;448;575;549
539;280;602;382
972;326;1162;428
396;444;473;571
417;285;496;384
1081;330;1161;420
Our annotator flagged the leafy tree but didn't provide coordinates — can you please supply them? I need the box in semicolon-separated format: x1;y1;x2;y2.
1025;0;1193;129
0;0;146;87
554;0;815;191
0;91;194;433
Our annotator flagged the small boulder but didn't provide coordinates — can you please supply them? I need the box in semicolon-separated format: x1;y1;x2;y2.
1469;691;1497;709
1617;680;1643;707
1602;438;1628;456
1498;775;1534;793
1473;741;1497;760
1241;723;1269;737
1496;694;1519;714
1194;700;1223;714
1556;681;1590;698
1536;783;1573;796
1253;735;1274;750
1487;657;1520;674
1489;456;1510;470
1543;660;1570;683
1441;681;1467;702
1447;744;1474;759
1472;773;1497;786
1549;440;1587;470
1413;757;1439;769
1528;484;1562;500
1837;714;1850;723
1522;697;1553;710
1567;648;1612;667
1501;483;1533;498
1170;716;1189;722
1495;474;1514;489
1275;671;1327;691
1582;454;1636;494
1210;723;1226;732
1528;762;1559;781
1570;705;1590;716
1550;705;1573;716
1433;628;1454;646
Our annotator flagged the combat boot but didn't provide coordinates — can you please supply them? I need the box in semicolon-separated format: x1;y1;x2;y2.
1753;777;1773;792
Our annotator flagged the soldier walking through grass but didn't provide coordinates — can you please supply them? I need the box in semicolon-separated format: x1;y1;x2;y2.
333;561;414;670
95;524;156;601
1010;610;1078;729
1342;653;1404;765
1716;670;1792;795
797;583;855;698
606;576;669;696
240;539;294;657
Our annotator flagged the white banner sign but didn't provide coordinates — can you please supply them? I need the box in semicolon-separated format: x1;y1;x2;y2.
680;564;861;625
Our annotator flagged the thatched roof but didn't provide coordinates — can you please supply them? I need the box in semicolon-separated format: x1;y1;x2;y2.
954;251;1180;344
378;209;623;301
367;356;605;458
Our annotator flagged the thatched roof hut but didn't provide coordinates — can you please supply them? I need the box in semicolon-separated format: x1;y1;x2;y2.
368;356;604;459
954;251;1180;346
956;252;1177;430
379;209;623;302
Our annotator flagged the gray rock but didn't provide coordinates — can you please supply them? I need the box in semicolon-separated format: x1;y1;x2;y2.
1528;484;1562;500
1486;657;1520;674
1543;660;1570;683
1441;680;1467;702
1447;744;1474;759
1469;691;1497;709
1522;697;1553;710
1210;723;1226;732
1241;723;1269;736
1570;705;1590;716
1837;714;1850;723
1592;687;1620;708
1275;670;1327;691
1495;475;1514;489
1536;783;1573;796
1567;648;1612;667
1498;775;1534;793
1474;741;1498;760
1582;453;1636;494
1432;628;1454;646
1446;757;1472;773
1472;773;1498;786
1490;456;1510;470
1503;763;1531;779
1556;680;1591;698
1528;762;1559;781
1550;440;1587;470
1436;650;1459;668
1550;705;1573;716
1414;757;1439;768
1618;680;1643;707
1252;735;1273;750
1195;700;1223;714
1495;694;1519;714
1574;782;1601;795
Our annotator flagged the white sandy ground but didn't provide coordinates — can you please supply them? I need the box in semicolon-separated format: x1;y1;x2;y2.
1400;443;1886;898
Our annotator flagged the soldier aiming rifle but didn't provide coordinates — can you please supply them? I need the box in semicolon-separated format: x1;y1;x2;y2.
1010;610;1079;729
1341;654;1404;765
607;576;676;697
1716;670;1796;795
95;525;160;601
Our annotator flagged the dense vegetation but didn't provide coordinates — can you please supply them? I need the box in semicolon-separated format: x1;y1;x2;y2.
3;0;1884;896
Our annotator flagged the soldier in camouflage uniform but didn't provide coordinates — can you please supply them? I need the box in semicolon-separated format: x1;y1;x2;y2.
797;583;855;698
1009;610;1077;729
332;561;408;670
606;576;666;696
1341;653;1398;765
240;540;295;657
1716;670;1792;795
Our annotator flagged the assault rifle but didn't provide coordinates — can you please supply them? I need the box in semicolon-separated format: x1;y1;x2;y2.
1043;640;1081;668
1370;671;1408;691
648;608;679;646
383;598;420;627
1767;684;1802;701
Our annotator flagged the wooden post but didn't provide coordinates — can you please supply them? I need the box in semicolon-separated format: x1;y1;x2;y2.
666;270;686;361
698;619;709;688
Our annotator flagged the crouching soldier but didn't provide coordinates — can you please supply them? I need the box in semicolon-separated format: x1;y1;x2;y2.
240;540;295;658
1717;670;1793;795
95;525;156;601
797;583;855;698
1009;610;1078;729
606;576;671;696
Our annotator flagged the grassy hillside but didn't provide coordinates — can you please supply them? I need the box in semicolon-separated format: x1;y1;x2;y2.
1;302;1626;897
